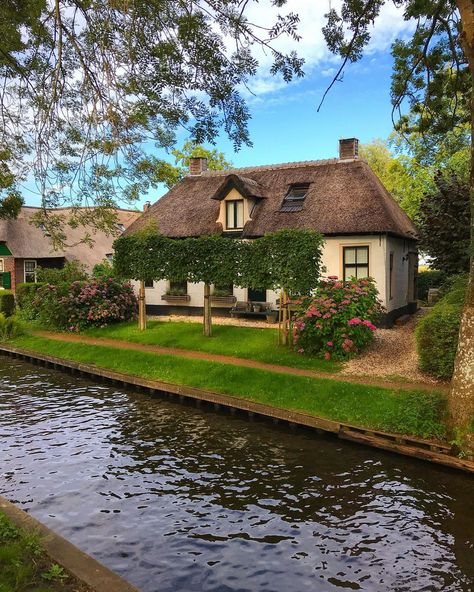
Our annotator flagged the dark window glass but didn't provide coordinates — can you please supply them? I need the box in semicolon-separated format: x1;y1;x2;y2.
280;184;310;212
144;278;154;288
169;280;187;295
343;247;369;281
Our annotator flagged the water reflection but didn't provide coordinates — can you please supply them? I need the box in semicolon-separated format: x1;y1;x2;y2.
0;358;473;592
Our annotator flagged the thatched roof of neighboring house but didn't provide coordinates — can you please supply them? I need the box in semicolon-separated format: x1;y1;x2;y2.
0;207;140;269
126;158;418;240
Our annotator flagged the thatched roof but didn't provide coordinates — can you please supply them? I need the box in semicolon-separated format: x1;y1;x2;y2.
0;207;140;269
126;158;418;240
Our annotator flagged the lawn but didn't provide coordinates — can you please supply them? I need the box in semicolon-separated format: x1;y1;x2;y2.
0;511;90;592
12;334;447;439
83;320;341;372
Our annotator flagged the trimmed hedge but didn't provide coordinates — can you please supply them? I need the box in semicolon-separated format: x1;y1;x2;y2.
417;270;447;302
416;276;467;379
0;290;15;317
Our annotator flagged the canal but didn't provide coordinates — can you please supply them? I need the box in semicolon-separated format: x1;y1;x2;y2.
0;357;473;592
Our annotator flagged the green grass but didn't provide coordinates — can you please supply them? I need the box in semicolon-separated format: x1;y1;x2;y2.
12;335;447;440
83;320;341;372
0;511;80;592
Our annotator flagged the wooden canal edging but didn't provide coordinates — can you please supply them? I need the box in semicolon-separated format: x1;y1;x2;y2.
1;343;473;475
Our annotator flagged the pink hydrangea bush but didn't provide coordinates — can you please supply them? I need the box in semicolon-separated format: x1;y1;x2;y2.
292;276;383;360
34;278;137;331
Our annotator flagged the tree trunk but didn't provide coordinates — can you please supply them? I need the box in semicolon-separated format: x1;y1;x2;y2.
138;280;147;331
450;0;474;454
203;283;212;336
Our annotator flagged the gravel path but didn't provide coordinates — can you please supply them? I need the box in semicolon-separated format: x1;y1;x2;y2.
342;310;443;385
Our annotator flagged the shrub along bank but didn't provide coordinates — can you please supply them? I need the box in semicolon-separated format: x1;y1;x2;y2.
416;275;467;379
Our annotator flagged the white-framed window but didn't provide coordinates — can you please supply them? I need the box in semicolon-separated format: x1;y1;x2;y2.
225;200;244;230
0;259;4;272
24;260;37;283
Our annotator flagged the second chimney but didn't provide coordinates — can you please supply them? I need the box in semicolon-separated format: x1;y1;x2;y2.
189;157;208;176
339;138;359;160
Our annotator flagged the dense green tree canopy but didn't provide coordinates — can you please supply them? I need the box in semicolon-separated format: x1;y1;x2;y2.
418;172;470;274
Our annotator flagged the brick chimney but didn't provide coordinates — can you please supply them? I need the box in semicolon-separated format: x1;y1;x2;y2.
339;138;359;160
143;201;151;212
189;157;208;175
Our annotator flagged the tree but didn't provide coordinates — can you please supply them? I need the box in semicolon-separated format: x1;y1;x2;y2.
322;0;474;450
418;172;470;274
170;141;232;184
1;0;303;243
360;139;433;219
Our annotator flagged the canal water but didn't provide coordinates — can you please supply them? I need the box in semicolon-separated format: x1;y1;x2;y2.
0;357;473;592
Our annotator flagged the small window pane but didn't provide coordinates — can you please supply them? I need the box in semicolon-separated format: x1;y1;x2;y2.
226;202;234;229
344;266;357;280
344;248;356;264
357;248;368;264
25;261;36;272
236;201;244;228
356;266;369;279
0;260;4;272
145;279;153;288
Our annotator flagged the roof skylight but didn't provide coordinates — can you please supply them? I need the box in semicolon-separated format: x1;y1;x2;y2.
280;183;310;212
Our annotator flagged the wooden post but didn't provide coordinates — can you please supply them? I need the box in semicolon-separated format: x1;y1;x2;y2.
138;280;146;331
281;287;288;346
203;283;212;336
278;288;283;345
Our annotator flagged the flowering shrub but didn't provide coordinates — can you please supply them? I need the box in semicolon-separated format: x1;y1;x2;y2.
34;278;137;331
293;276;383;360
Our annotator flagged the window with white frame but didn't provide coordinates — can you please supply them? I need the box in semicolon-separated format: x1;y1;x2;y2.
0;259;4;272
225;200;244;230
24;260;37;283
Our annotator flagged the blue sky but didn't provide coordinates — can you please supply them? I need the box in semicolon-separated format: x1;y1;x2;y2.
21;1;415;209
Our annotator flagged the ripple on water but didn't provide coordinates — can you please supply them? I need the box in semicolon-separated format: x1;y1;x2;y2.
0;358;473;592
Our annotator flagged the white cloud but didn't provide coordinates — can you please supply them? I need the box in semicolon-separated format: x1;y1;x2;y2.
237;0;416;97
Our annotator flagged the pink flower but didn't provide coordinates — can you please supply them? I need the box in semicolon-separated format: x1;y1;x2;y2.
327;341;333;347
348;317;362;326
324;352;331;360
298;348;305;354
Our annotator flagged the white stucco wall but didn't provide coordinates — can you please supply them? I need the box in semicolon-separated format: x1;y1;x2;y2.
136;234;416;313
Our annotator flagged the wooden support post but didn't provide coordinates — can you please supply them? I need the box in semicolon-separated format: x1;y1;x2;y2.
138;280;147;331
281;288;288;346
203;283;212;336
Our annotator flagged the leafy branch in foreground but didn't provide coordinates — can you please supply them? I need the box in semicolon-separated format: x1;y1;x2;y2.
0;0;304;241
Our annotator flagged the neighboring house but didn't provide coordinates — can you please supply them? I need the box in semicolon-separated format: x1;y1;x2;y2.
125;138;419;325
0;206;140;291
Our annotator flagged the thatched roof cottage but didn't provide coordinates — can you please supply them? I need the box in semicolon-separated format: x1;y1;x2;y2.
126;138;418;324
0;207;140;291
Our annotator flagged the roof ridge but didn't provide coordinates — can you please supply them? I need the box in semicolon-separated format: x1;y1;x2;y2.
200;157;358;176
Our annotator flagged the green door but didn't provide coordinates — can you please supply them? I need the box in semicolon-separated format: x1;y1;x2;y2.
1;272;11;289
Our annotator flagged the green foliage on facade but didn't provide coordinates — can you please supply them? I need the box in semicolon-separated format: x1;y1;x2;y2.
113;229;325;294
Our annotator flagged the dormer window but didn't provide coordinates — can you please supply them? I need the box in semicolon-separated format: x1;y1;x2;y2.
226;200;244;230
280;183;310;212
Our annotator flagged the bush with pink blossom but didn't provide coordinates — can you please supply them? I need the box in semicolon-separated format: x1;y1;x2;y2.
292;276;383;360
34;278;137;331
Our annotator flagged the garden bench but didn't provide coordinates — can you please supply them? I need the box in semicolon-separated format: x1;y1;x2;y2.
230;301;278;323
